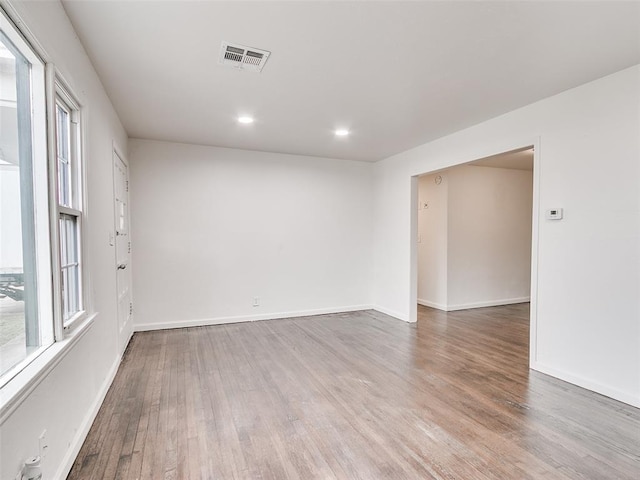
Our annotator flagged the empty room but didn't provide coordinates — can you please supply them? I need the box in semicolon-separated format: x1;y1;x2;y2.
0;1;638;479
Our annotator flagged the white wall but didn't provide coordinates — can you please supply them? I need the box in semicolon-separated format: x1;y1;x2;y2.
373;65;640;407
417;173;448;309
0;1;128;479
129;139;373;330
447;165;533;309
417;165;533;311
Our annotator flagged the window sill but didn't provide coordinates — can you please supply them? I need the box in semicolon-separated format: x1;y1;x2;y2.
0;312;97;424
63;309;89;333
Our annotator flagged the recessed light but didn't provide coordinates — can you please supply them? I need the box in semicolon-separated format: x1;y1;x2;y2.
238;116;254;124
335;129;349;137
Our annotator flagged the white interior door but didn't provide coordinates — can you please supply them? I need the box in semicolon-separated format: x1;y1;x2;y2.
114;149;133;354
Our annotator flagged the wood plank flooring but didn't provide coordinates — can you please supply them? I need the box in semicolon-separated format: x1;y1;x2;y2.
68;304;640;479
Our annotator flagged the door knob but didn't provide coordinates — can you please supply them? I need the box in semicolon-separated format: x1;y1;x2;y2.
117;263;127;270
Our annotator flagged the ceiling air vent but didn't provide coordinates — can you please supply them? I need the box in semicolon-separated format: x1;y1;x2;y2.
219;42;271;72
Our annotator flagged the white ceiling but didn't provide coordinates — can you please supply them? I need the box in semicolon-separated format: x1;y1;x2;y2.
61;1;640;162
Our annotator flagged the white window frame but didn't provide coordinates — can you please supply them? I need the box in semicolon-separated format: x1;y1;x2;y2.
0;9;53;387
46;67;88;337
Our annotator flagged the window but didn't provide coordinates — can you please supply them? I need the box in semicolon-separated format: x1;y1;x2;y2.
54;90;84;327
0;9;86;387
0;12;53;381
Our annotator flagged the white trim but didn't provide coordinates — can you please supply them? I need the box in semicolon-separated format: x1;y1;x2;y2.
124;328;134;353
417;298;447;310
134;305;374;332
371;305;409;323
0;1;48;63
445;297;531;312
46;62;64;341
58;205;82;217
409;175;418;323
112;140;128;167
0;313;97;424
54;351;121;480
531;361;640;409
418;297;530;311
529;137;542;368
62;309;90;333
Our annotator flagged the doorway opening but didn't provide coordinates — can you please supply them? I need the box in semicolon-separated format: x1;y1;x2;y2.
411;144;539;367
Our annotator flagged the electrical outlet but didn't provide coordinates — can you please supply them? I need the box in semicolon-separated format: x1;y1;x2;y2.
39;430;48;459
21;456;42;480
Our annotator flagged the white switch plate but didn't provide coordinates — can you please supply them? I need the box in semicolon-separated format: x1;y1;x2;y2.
546;208;563;220
39;430;48;459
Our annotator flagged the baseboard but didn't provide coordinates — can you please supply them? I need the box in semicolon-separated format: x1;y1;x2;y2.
120;327;134;357
417;298;447;311
531;361;640;409
446;296;530;312
371;305;410;322
134;304;374;332
55;355;121;480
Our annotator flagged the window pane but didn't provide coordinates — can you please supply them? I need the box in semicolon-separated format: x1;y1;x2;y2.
56;104;71;207
56;105;68;159
0;34;40;376
68;264;79;317
59;214;67;266
59;214;80;324
66;214;77;263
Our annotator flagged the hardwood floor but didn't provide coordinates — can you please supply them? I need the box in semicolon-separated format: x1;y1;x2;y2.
68;304;640;479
